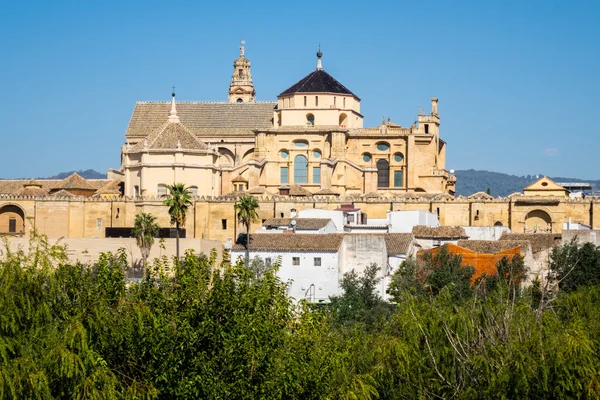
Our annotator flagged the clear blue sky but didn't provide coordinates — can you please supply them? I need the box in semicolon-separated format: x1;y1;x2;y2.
1;0;599;179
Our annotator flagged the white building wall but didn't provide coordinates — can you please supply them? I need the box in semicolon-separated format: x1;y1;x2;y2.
388;211;439;233
230;249;339;302
339;235;387;298
462;226;510;241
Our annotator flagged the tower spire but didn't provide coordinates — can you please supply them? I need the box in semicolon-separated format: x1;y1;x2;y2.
168;89;180;123
228;40;256;103
316;45;323;70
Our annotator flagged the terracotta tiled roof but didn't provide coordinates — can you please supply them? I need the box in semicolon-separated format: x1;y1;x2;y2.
499;233;561;254
24;179;43;188
14;186;48;196
50;189;76;197
314;187;340;196
126;102;276;138
412;225;468;239
94;179;123;195
384;233;414;254
129;122;208;152
263;218;332;230
232;233;344;252
0;179;110;195
245;186;276;196
54;173;96;190
231;175;248;183
279;69;356;97
457;240;530;254
278;184;312;196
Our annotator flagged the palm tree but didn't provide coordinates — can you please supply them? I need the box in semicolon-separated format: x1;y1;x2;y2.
234;195;260;265
132;212;160;272
163;183;193;260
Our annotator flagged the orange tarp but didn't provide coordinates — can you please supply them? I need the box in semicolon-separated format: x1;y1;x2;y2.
420;243;521;283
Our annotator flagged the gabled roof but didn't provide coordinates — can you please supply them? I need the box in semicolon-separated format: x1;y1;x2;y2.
523;176;568;193
94;179;123;195
129;121;208;152
232;233;344;252
263;218;332;230
50;189;76;197
499;233;561;254
468;191;494;200
126;102;276;138
314;187;340;196
54;173;96;190
231;175;248;183
14;186;48;196
278;184;312;196
457;240;529;254
279;69;357;97
384;233;414;255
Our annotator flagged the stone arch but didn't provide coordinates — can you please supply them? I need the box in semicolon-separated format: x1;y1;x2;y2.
494;221;504;227
339;113;348;127
306;113;315;127
218;148;235;165
525;209;553;233
241;148;255;163
0;204;25;235
294;154;308;184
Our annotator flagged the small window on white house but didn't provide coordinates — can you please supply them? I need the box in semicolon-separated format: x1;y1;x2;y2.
314;257;322;266
265;257;272;267
292;257;300;266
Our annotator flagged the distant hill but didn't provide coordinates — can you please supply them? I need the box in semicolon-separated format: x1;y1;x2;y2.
43;169;107;180
454;169;600;197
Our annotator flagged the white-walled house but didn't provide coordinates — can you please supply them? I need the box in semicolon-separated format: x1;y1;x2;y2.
230;232;414;302
259;218;337;234
388;210;439;233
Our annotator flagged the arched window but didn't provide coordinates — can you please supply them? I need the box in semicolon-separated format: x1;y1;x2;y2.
394;153;404;163
294;154;308;184
363;153;372;163
236;98;243;103
306;114;315;127
294;140;308;148
189;186;198;196
339;113;348;127
377;159;389;188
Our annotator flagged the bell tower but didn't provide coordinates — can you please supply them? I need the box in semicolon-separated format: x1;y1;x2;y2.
228;40;256;103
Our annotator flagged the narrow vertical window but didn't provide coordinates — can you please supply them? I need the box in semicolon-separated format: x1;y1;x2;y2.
221;219;227;229
377;159;390;188
280;167;289;184
304;96;307;107
343;97;346;108
394;170;403;187
96;218;102;230
313;166;321;184
334;97;336;106
8;218;16;233
315;96;318;106
424;124;429;134
294;155;308;184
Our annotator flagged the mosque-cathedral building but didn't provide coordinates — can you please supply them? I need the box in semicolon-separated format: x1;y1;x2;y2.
0;43;598;241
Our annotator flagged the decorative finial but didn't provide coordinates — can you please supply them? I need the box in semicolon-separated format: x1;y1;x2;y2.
172;85;176;97
240;40;245;57
168;90;180;123
316;44;323;70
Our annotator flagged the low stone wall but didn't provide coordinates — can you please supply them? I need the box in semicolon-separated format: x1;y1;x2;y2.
0;237;222;267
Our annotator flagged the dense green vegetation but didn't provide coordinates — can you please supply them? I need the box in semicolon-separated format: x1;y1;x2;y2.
1;237;600;399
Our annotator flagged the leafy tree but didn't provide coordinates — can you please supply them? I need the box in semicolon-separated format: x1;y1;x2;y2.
390;246;474;302
550;239;600;292
234;195;260;265
329;264;390;328
132;212;159;270
163;183;193;260
475;254;528;298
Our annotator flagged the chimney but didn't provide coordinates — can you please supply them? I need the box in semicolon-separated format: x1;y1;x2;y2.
431;98;439;116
